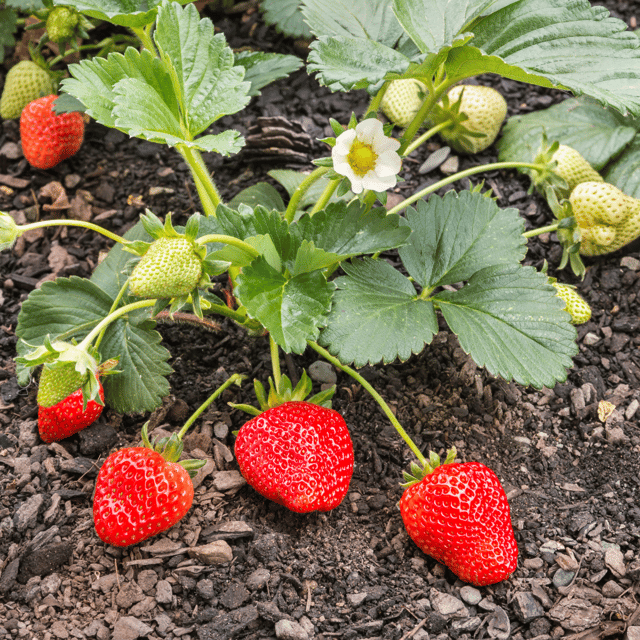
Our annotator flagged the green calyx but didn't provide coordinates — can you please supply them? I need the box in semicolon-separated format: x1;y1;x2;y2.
401;447;457;488
229;369;335;417
17;337;107;408
140;421;206;478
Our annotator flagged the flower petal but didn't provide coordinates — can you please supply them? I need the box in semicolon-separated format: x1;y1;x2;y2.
334;129;356;154
355;119;384;143
361;172;396;192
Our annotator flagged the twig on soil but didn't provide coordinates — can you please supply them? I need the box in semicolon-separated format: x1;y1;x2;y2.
398;617;427;640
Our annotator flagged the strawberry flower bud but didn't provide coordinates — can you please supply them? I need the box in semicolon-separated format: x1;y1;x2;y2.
332;119;401;194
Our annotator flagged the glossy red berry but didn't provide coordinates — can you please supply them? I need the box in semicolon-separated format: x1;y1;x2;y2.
234;401;354;513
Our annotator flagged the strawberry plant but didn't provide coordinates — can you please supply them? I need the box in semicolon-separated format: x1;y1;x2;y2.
2;0;640;583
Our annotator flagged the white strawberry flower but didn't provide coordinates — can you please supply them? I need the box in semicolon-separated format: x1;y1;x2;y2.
331;119;401;194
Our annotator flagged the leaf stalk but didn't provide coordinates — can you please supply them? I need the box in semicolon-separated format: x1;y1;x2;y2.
307;341;427;467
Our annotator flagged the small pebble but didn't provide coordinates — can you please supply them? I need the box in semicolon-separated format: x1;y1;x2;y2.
552;569;575;587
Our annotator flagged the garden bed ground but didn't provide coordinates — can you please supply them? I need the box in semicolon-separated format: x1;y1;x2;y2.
1;2;640;639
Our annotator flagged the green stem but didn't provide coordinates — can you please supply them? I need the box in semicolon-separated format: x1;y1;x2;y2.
368;81;391;114
398;77;450;156
47;37;135;67
78;299;156;351
307;341;427;466
130;25;155;53
177;146;221;217
18;219;129;246
177;373;245;440
403;119;453;157
202;302;250;325
284;167;330;223
270;336;282;392
93;280;130;350
523;222;560;239
196;234;260;258
386;161;546;216
309;178;340;215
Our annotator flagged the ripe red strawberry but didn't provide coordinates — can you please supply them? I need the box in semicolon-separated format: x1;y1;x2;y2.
399;451;518;586
38;381;105;443
234;401;354;513
94;446;195;547
20;94;84;170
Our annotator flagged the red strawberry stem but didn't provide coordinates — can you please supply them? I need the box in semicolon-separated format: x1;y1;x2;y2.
307;340;428;467
176;373;246;440
16;219;129;246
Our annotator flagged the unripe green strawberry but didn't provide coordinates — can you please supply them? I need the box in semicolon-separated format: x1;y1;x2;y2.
552;283;591;325
551;145;603;195
0;61;54;120
381;79;427;129
37;362;85;408
435;85;507;154
129;237;204;299
46;6;80;44
570;181;640;256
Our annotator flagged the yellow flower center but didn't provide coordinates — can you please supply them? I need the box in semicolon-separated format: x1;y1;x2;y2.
347;140;378;177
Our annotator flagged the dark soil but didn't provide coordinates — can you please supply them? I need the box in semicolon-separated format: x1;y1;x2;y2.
1;2;640;640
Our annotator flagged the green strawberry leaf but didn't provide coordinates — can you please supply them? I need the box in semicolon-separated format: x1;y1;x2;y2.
153;0;250;136
434;265;577;389
217;205;297;262
307;36;411;91
399;190;526;288
291;240;342;275
0;9;17;64
262;0;311;39
15;277;171;413
302;0;404;48
234;51;304;97
61;48;175;130
497;97;637;171
319;258;439;366
391;0;502;55
112;78;245;153
446;0;640;116
604;136;640;199
98;312;173;413
5;0;44;10
229;182;286;211
292;200;411;257
52;0;180;27
235;256;334;353
320;189;576;388
61;0;250;148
